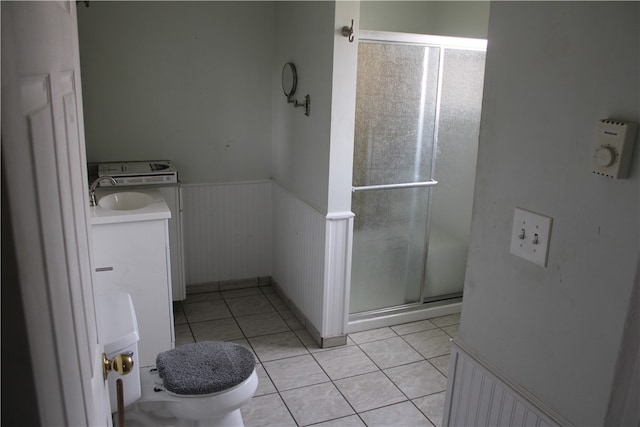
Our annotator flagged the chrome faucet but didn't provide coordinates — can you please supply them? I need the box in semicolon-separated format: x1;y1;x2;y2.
89;176;117;207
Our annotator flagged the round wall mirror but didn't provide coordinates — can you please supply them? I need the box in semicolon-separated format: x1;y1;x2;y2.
282;62;297;100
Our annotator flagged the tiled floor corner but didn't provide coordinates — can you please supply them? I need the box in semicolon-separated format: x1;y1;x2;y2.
173;286;461;426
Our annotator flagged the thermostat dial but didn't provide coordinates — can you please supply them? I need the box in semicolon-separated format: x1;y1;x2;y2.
594;146;616;167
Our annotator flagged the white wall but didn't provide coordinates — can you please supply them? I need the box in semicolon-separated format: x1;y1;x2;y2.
459;2;639;426
271;2;358;339
78;1;274;184
327;1;359;214
271;1;335;213
360;1;489;39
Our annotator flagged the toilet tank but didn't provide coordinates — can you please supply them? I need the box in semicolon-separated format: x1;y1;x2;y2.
97;292;142;413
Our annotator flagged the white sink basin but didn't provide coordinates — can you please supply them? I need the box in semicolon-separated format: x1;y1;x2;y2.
98;192;154;211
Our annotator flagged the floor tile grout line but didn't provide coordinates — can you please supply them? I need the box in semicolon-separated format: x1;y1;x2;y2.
256;349;313;365
310;339;430;424
368;347;425;416
411;394;442;427
255;359;308;427
236;295;362;426
248;287;307;425
178;288;453;426
186;322;196;343
421;356;451;375
358;336;426;371
253;382;443;427
393;331;452;393
233;297;311;366
398;330;452;362
311;325;447;424
348;326;401;346
306;348;364;417
407;392;441;427
206;292;303;426
277;395;301;426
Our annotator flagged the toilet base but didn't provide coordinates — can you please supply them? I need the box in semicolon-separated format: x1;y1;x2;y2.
200;409;244;427
113;368;257;427
114;401;245;427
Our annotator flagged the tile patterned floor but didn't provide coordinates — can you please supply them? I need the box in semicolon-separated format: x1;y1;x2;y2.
173;286;460;427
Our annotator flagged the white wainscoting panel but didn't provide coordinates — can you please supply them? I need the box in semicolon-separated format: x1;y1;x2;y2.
445;339;569;427
322;212;354;338
181;180;352;340
272;184;327;332
181;181;272;284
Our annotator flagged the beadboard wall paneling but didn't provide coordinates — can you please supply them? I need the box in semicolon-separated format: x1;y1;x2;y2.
322;212;354;337
181;181;272;285
272;183;326;332
182;181;352;339
444;339;570;427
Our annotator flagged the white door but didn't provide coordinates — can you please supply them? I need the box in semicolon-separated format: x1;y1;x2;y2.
2;1;111;425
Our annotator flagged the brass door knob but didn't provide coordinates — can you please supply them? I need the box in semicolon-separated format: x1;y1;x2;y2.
102;352;134;380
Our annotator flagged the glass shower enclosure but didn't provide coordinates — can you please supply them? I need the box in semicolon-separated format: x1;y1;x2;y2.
350;31;486;317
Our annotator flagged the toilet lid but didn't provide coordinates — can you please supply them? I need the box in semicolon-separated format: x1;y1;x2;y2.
156;341;256;395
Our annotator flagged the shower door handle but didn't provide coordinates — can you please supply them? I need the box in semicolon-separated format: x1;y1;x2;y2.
352;180;438;192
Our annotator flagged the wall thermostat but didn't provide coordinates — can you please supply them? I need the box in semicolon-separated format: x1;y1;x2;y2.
592;119;638;179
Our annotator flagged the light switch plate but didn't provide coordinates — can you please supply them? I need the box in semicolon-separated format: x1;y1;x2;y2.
510;208;553;267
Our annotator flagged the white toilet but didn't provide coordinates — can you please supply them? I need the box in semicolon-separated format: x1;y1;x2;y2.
98;292;258;427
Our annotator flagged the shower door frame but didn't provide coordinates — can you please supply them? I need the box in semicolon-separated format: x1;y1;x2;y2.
349;31;487;322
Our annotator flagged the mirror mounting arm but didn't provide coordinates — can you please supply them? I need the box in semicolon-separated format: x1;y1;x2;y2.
293;95;311;117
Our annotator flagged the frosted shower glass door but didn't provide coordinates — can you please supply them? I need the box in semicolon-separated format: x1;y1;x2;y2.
424;48;485;298
350;42;440;314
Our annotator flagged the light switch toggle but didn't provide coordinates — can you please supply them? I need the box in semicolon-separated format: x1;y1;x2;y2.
510;208;553;267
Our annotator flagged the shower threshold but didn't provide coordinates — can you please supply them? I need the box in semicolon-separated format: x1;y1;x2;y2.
347;294;463;334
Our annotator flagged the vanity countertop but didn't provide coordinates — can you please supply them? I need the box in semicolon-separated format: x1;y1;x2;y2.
90;188;171;225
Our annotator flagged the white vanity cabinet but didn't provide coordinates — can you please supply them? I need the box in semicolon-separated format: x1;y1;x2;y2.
91;189;175;367
157;186;185;301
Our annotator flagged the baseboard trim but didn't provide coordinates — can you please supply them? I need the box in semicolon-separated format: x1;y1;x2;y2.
271;281;347;348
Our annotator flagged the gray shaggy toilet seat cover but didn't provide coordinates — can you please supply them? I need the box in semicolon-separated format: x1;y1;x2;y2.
156;341;255;395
